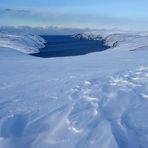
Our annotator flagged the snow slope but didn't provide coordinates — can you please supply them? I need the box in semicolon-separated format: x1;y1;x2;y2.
0;32;45;53
0;31;148;148
74;30;148;50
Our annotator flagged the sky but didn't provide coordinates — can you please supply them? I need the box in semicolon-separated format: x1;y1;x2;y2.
0;0;148;30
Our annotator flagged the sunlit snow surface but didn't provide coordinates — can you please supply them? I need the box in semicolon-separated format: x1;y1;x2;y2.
0;32;45;53
0;31;148;148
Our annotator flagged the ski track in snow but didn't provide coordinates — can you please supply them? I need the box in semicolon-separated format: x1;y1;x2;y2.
0;66;148;148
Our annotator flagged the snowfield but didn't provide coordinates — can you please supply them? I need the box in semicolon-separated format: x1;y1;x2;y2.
0;31;148;148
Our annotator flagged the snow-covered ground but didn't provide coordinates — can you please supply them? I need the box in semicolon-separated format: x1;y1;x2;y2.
0;32;45;53
0;31;148;148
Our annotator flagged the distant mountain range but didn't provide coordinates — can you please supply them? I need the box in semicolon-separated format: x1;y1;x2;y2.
0;26;94;35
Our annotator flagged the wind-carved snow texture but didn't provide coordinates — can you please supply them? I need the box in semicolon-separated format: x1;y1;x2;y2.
66;66;148;148
0;66;148;148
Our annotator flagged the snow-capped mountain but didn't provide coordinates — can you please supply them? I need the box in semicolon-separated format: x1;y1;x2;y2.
0;26;92;35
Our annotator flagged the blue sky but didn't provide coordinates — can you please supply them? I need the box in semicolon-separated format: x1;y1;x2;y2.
0;0;148;30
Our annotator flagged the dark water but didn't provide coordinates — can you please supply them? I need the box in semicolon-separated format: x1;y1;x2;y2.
32;35;109;58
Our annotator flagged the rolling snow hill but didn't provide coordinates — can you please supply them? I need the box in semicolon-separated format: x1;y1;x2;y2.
0;32;45;53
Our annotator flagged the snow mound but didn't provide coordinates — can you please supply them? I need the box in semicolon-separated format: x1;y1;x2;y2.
0;32;45;53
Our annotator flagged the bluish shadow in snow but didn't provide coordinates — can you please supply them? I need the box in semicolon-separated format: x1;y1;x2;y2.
1;114;28;138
